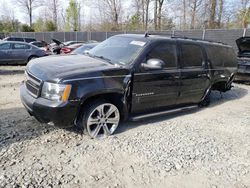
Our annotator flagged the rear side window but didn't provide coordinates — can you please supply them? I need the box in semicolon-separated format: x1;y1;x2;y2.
205;45;223;67
0;43;11;50
147;42;177;68
205;45;237;68
9;38;24;42
181;44;203;67
12;43;30;50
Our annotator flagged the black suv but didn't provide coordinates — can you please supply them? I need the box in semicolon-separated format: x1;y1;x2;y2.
3;37;36;43
20;34;237;138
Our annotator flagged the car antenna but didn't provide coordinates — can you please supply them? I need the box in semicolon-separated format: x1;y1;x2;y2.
144;31;150;38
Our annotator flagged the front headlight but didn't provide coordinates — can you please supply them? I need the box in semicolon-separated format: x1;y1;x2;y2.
41;82;71;102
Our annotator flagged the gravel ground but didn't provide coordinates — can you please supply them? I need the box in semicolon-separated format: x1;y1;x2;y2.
0;66;250;188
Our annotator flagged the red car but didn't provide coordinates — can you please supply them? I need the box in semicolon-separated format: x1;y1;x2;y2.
60;43;84;54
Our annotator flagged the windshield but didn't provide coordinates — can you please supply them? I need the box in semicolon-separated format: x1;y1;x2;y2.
72;44;97;55
88;36;146;65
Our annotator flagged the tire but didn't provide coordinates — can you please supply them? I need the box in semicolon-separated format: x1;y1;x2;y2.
81;100;120;138
199;89;211;107
28;56;38;62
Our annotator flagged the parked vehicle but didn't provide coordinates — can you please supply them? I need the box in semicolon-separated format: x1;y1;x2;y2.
30;41;50;54
50;39;85;54
20;34;237;138
0;41;47;64
235;37;250;81
3;37;36;43
60;43;84;54
71;43;99;55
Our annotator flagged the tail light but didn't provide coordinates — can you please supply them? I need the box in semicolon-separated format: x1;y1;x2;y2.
61;48;72;54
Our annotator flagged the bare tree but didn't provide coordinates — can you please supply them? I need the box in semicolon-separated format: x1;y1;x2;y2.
16;0;42;27
217;0;224;27
94;0;122;30
189;0;202;29
157;0;165;30
154;0;158;30
132;0;150;30
208;0;217;28
240;0;250;28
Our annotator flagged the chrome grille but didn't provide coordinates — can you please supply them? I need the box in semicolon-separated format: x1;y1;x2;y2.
25;71;42;98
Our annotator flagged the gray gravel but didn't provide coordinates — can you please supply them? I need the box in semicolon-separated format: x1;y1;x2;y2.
0;66;250;188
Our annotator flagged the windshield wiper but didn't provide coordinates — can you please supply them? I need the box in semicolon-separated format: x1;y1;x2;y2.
88;53;114;65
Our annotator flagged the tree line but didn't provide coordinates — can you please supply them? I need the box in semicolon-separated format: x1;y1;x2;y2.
0;0;250;33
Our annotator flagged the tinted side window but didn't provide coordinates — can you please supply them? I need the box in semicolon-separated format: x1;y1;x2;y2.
205;45;237;68
0;43;11;50
181;44;203;67
222;47;237;67
12;43;30;49
9;38;24;42
205;45;223;67
147;42;177;68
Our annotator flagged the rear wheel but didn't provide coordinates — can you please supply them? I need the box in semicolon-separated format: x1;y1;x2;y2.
82;101;120;138
199;89;211;107
28;56;38;62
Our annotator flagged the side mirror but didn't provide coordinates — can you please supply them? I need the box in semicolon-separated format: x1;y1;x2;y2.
141;58;164;70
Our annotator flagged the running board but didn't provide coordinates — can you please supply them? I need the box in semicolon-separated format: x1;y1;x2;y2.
129;105;198;121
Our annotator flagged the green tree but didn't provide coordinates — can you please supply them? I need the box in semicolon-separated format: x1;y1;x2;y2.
21;24;34;32
33;17;45;32
65;0;80;31
45;20;57;31
127;13;141;31
0;17;20;32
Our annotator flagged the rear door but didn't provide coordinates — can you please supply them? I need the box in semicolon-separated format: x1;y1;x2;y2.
0;43;12;64
177;42;210;104
132;41;180;113
10;43;31;64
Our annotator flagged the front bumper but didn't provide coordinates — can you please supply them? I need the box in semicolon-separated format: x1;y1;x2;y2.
20;83;79;128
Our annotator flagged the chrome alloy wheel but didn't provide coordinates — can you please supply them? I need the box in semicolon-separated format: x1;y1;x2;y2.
86;103;120;138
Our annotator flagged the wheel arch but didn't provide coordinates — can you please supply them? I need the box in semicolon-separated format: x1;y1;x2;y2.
74;91;129;127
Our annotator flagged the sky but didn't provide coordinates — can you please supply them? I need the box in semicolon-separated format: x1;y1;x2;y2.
0;0;91;24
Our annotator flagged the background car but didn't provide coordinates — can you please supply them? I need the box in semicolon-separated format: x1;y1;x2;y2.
50;39;85;54
30;41;50;54
235;37;250;81
60;43;84;54
3;37;36;43
0;41;47;64
71;43;99;55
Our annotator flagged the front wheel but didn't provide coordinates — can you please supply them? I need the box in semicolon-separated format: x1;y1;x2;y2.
82;101;120;138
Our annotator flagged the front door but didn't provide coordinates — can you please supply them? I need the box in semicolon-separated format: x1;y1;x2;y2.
10;43;31;64
0;43;12;64
131;41;180;113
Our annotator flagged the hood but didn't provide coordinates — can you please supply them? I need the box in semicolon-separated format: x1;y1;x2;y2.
236;37;250;57
27;55;125;82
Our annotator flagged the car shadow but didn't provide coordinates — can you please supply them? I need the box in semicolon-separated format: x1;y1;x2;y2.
116;84;248;135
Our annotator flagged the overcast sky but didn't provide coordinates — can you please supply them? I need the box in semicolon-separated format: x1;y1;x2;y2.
0;0;91;24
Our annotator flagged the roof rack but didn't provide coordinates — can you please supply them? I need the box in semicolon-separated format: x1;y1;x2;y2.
170;35;228;45
145;32;228;46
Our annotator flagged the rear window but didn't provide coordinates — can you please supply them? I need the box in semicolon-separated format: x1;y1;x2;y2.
8;37;24;42
180;43;204;67
25;38;36;43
